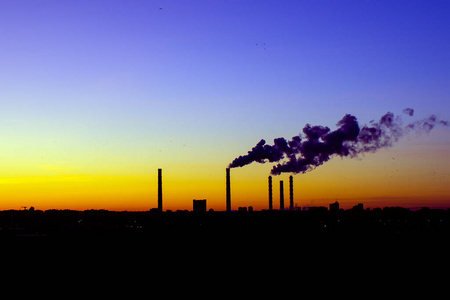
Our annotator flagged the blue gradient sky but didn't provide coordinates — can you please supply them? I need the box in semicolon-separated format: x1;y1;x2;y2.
0;1;449;210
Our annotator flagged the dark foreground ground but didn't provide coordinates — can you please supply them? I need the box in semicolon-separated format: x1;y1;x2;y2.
3;207;449;274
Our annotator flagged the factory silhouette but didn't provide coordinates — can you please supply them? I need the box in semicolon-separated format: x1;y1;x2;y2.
153;167;312;213
2;108;448;237
152;168;380;213
1;167;449;238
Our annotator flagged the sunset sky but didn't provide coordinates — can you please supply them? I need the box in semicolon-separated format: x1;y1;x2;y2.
0;0;449;211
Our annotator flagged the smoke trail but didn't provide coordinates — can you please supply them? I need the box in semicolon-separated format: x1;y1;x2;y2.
228;109;448;175
402;108;414;116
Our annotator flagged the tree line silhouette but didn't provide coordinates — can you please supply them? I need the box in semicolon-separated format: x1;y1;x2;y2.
1;206;449;238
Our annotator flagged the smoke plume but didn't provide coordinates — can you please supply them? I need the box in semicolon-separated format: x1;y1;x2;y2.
228;109;448;175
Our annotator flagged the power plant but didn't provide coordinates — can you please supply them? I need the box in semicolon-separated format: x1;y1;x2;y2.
153;167;296;212
268;176;273;210
279;180;284;210
158;168;162;211
224;169;293;211
226;168;231;212
289;175;294;210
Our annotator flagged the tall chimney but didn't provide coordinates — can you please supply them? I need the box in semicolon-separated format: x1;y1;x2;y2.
268;176;273;210
226;168;231;212
289;175;294;210
280;180;284;210
158;168;162;211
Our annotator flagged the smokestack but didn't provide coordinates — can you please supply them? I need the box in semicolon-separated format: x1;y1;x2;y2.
158;168;162;211
280;180;284;210
268;176;273;210
226;168;231;212
289;175;294;210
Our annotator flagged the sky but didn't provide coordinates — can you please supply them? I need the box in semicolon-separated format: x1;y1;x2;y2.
0;0;449;211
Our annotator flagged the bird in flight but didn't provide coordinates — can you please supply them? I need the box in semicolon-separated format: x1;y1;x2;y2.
256;42;267;50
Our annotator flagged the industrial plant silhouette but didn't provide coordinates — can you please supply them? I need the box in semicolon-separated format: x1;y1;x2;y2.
1;109;447;238
1;167;450;238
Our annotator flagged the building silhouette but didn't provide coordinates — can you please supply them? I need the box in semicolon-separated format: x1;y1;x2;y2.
330;201;340;213
193;199;207;212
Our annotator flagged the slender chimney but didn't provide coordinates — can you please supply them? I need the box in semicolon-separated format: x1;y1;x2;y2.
226;168;231;212
268;176;273;210
158;168;162;211
289;175;294;210
280;180;284;210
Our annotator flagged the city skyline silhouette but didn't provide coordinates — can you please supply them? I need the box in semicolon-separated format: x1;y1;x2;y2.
2;203;450;238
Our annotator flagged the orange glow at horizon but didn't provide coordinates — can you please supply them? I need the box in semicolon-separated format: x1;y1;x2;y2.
0;141;449;211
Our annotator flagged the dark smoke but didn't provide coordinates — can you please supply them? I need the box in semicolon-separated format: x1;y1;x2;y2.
228;109;448;175
402;108;414;116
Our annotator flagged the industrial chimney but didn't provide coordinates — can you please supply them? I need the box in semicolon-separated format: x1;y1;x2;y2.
289;175;294;210
280;180;284;210
158;168;162;211
268;176;273;210
226;168;231;212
